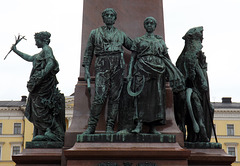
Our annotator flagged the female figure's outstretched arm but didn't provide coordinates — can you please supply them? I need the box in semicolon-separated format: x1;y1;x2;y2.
12;45;34;62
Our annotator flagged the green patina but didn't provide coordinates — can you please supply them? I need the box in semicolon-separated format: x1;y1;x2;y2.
12;31;65;148
77;133;176;143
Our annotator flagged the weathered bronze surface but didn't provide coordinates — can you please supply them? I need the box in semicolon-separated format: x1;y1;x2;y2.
12;31;65;146
126;17;184;134
82;8;133;135
65;1;165;151
175;26;215;142
184;142;222;149
77;133;176;143
26;141;64;148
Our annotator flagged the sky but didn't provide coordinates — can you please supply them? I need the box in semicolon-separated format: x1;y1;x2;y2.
0;0;239;103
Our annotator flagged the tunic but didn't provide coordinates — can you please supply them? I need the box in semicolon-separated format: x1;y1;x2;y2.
83;26;132;105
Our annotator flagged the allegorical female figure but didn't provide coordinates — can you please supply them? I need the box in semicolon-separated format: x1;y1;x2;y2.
127;17;184;134
12;31;65;142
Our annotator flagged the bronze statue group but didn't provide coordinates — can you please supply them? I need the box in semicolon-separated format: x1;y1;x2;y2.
82;8;214;143
10;8;214;143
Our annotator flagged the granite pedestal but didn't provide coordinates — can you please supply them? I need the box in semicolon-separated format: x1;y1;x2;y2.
64;134;190;166
12;148;62;166
188;148;235;166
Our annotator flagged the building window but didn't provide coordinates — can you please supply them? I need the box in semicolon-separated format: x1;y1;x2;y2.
228;147;236;156
14;123;21;135
12;146;21;155
0;146;1;160
227;124;234;136
0;123;2;135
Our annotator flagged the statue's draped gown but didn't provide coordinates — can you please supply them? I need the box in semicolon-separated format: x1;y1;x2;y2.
24;46;65;141
131;34;184;125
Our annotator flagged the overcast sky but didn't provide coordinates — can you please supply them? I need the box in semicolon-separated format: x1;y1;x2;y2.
0;0;240;102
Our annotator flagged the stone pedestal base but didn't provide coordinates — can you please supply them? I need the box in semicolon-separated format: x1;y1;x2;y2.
64;142;190;166
183;142;235;166
12;144;235;166
188;148;235;166
12;148;62;166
